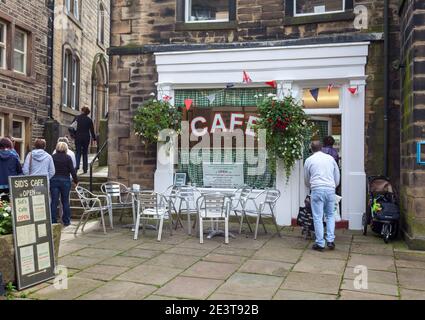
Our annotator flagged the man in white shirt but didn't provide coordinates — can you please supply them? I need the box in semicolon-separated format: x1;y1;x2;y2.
304;141;340;251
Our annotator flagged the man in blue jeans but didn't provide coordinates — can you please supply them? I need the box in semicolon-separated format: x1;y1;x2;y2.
304;141;340;251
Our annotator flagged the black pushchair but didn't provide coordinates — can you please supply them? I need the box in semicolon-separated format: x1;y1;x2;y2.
362;176;400;243
297;196;315;239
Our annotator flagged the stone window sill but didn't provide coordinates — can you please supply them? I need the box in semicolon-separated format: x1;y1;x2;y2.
284;11;355;26
175;21;237;31
61;105;80;116
0;69;35;84
66;13;83;30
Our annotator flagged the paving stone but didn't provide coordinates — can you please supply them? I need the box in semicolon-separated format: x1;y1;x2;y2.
399;288;425;300
339;290;398;300
155;276;223;299
352;235;386;244
213;246;256;257
397;268;425;291
136;243;174;251
30;277;103;300
293;256;346;275
208;293;262;300
90;238;140;251
116;264;182;286
73;247;121;259
144;253;200;269
99;256;144;268
58;255;103;270
341;279;398;296
75;265;129;281
58;243;87;258
264;236;310;250
273;289;337;300
226;238;267;250
252;247;303;263
68;236;108;246
202;253;246;265
165;246;212;257
302;246;350;260
145;295;187;300
348;254;396;272
396;259;425;270
182;261;239;280
344;267;397;285
120;248;161;259
281;272;341;295
215;273;283;299
78;281;156;300
351;242;394;256
177;238;222;250
239;259;292;277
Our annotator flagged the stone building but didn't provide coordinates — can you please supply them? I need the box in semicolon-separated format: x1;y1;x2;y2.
49;0;111;145
108;1;405;236
399;0;425;249
0;0;53;159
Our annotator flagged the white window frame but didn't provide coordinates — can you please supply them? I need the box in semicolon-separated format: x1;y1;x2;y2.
185;0;230;23
12;118;25;160
0;22;6;69
62;51;70;107
65;0;71;14
0;114;4;137
13;29;27;74
71;56;78;109
73;0;80;20
98;4;105;44
294;0;345;17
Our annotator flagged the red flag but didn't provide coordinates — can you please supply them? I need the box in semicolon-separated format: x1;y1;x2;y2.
327;83;334;93
243;71;252;83
348;87;358;95
265;80;277;89
184;99;193;111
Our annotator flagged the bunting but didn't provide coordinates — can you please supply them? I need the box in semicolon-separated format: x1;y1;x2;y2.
184;99;193;111
243;71;252;83
327;83;334;93
309;88;320;102
348;86;359;95
265;80;277;89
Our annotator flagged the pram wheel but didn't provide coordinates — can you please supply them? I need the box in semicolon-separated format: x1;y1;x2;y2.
362;212;368;236
382;223;391;244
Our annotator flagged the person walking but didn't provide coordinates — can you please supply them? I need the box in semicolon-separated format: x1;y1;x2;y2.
53;137;76;169
72;107;96;174
322;136;339;164
0;138;23;200
50;142;78;227
304;141;340;251
22;139;55;179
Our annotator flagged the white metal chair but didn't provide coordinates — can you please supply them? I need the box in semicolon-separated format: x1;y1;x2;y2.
133;191;172;241
162;185;181;229
229;186;253;234
197;193;230;244
74;185;111;235
176;186;201;235
241;188;281;240
101;181;133;227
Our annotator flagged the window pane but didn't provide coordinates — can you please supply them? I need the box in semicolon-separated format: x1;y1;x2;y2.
0;118;3;136
15;30;25;52
0;23;5;43
73;0;79;20
296;0;344;15
13;121;23;138
0;48;4;68
188;0;229;21
302;88;340;109
13;52;25;73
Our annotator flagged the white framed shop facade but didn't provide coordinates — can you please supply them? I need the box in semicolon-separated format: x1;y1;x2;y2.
154;41;369;230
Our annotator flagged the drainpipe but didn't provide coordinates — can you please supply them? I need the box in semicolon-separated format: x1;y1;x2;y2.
383;0;389;177
47;0;55;120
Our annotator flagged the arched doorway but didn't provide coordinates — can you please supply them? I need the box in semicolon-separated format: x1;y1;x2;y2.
91;53;108;135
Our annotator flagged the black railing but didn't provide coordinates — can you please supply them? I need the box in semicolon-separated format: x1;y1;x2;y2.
89;139;108;192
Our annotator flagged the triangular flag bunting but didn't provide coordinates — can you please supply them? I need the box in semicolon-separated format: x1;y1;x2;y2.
184;99;193;111
265;80;277;89
226;83;235;89
207;94;216;104
309;88;320;102
348;87;358;95
327;83;334;93
243;71;252;83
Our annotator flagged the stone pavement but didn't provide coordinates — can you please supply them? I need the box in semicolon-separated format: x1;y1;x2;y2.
22;219;425;300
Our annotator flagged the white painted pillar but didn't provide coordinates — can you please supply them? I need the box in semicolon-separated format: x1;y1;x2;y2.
341;80;367;229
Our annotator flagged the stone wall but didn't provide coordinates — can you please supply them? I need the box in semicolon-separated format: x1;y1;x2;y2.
0;0;51;150
108;0;401;191
399;0;425;249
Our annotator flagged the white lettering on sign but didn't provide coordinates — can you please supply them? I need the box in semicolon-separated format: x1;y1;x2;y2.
230;113;244;131
190;113;259;136
246;116;259;137
191;116;208;137
211;114;228;133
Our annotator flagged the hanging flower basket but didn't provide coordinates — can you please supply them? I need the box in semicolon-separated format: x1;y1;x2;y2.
255;94;315;180
133;99;182;145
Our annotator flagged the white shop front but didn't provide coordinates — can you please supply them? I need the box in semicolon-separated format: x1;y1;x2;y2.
153;42;369;230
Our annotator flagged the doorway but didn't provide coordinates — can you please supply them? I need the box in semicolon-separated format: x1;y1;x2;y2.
91;54;108;135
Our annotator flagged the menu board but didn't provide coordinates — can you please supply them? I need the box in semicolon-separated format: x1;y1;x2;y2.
9;175;56;290
203;163;244;188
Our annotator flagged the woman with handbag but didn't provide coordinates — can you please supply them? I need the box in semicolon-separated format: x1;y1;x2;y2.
22;139;55;179
0;137;23;200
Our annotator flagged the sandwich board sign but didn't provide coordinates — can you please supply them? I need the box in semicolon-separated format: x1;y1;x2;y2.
9;175;56;290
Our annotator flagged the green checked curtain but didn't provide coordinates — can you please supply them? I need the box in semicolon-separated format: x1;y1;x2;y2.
303;120;330;161
174;87;277;108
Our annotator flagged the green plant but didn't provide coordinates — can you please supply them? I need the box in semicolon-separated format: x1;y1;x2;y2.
255;94;314;180
5;282;16;300
0;199;12;235
133;99;182;145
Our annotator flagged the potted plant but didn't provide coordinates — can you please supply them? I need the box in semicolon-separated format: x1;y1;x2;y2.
0;198;62;286
255;93;315;181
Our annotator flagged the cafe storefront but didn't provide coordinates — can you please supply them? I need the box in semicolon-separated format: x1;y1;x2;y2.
153;41;369;230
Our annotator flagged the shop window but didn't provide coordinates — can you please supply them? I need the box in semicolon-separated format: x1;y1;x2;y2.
62;48;80;110
294;0;345;16
0;22;6;69
98;3;105;45
65;0;80;21
12;119;25;160
13;28;27;74
302;87;340;109
186;0;230;22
